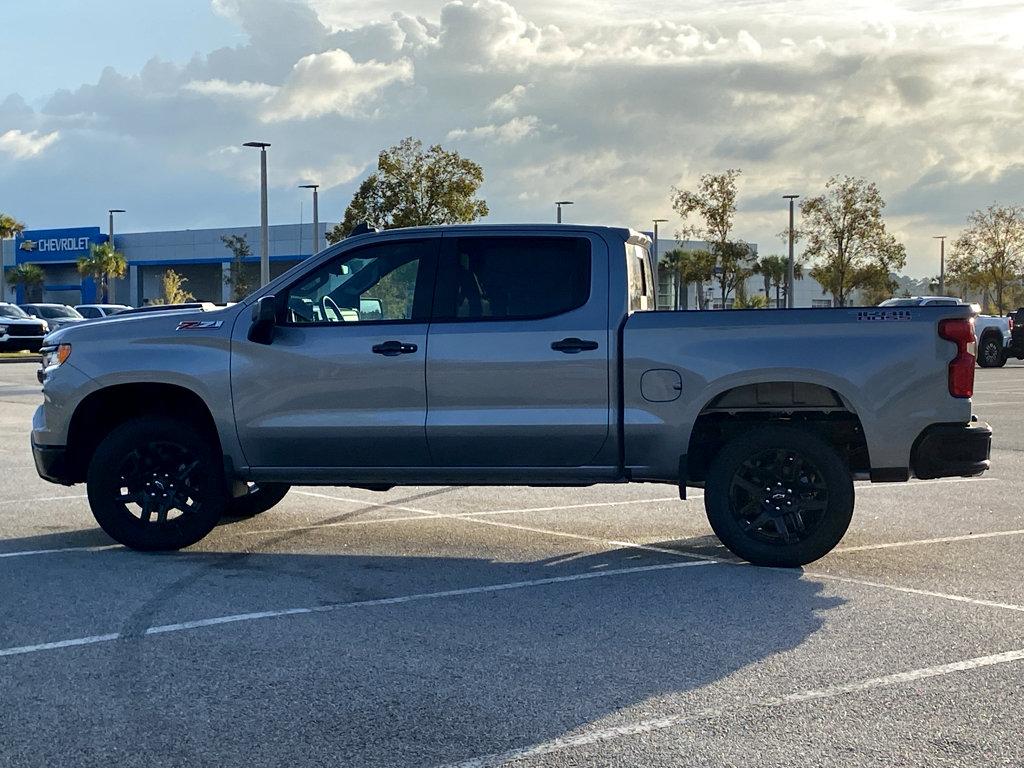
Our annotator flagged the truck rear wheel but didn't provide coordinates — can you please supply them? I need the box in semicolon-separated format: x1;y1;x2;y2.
978;334;1006;368
704;425;854;567
224;482;291;518
86;417;227;551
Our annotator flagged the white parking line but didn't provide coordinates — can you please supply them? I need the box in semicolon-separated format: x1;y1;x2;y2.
805;572;1024;613
0;545;118;559
457;647;1024;766
291;490;440;515
0;493;87;506
834;528;1024;554
0;559;715;659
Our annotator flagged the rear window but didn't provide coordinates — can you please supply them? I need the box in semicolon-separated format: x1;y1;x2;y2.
626;243;655;312
77;306;102;318
437;236;591;321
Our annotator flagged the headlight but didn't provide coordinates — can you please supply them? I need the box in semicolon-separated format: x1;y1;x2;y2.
0;324;7;335
41;321;50;332
41;343;72;369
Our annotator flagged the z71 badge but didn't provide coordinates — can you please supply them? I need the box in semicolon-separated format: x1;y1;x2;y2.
176;320;224;330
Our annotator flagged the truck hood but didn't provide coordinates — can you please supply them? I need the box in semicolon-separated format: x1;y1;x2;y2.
43;304;240;346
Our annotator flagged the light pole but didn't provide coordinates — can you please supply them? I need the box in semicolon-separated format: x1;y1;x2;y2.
107;209;125;303
933;235;946;295
555;200;573;224
244;141;271;286
652;218;668;308
299;184;320;255
783;195;799;308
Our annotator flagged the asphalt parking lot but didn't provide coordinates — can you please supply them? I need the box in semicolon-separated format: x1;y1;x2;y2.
1;360;1023;767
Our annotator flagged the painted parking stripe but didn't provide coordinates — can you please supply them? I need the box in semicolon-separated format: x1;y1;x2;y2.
457;647;1024;767
834;528;1024;553
0;559;715;659
0;493;87;506
805;572;1024;613
0;545;118;559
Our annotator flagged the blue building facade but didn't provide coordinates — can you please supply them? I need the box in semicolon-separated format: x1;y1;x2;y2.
4;222;330;306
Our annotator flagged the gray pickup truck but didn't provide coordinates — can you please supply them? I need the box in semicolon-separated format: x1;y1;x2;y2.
31;224;992;566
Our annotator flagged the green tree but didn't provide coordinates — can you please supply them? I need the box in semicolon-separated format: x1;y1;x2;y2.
327;137;489;243
948;204;1024;314
156;269;194;305
77;242;127;304
221;234;258;302
799;175;906;307
754;254;804;307
670;169;754;305
0;213;25;240
5;263;45;302
660;248;716;309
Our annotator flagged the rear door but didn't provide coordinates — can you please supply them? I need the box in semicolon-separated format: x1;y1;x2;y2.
425;232;611;467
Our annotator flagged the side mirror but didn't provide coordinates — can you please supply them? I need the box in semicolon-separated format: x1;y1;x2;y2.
248;295;277;344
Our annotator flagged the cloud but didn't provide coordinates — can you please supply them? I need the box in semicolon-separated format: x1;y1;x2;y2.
448;115;540;143
1;0;1022;275
261;49;414;121
0;129;59;159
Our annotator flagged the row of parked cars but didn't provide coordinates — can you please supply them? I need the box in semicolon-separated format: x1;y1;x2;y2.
0;302;131;352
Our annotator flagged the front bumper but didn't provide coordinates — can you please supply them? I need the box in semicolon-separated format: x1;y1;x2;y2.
910;421;992;479
31;439;74;485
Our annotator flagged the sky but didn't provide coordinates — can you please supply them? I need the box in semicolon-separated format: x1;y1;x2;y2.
1;0;1022;277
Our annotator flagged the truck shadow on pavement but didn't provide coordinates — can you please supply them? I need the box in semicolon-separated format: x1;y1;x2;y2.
1;523;843;766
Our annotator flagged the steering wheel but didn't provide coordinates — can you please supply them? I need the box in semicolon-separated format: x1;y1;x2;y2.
321;295;345;322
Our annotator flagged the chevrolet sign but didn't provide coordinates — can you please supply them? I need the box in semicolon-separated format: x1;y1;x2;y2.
14;227;106;263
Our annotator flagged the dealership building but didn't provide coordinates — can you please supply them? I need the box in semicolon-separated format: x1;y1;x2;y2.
2;222;329;306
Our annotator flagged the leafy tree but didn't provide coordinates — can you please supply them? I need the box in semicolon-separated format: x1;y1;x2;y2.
221;234;258;302
660;248;716;309
77;242;127;304
670;169;754;305
327;137;489;243
733;290;769;309
947;204;1024;314
156;269;194;305
0;213;25;240
798;176;906;307
754;255;804;307
5;263;45;301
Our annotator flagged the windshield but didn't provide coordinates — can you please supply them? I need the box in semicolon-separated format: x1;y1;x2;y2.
0;304;31;319
30;305;83;319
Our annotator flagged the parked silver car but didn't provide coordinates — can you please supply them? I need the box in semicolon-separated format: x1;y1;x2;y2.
19;303;86;332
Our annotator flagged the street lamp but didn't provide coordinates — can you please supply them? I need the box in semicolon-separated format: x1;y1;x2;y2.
555;200;573;224
107;209;125;303
243;141;271;287
933;235;946;295
783;195;799;308
299;184;320;255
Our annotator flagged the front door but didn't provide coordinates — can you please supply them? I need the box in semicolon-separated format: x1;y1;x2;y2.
425;232;611;467
231;236;439;469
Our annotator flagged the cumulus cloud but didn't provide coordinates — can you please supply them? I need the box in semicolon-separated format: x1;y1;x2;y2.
0;129;59;159
1;0;1022;275
262;49;413;120
448;115;540;143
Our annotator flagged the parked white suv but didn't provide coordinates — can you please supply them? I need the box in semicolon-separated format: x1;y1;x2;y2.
879;296;1011;367
75;304;133;319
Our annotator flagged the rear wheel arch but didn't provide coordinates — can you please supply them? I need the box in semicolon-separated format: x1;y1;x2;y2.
684;381;869;485
66;382;222;483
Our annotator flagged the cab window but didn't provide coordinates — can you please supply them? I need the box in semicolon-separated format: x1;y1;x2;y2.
434;236;591;321
279;240;437;325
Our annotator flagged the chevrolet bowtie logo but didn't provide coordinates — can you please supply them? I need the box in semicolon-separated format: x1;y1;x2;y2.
19;240;37;252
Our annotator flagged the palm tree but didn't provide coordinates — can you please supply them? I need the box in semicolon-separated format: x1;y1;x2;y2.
0;214;27;303
661;248;716;309
755;255;803;307
5;264;45;302
77;243;127;304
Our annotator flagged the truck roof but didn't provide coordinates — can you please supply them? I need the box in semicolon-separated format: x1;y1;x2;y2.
342;222;648;246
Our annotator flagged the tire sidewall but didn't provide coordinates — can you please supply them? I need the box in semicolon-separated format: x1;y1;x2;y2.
704;425;854;567
87;416;227;550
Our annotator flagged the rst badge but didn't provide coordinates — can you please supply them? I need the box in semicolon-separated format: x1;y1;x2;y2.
856;310;911;322
176;320;223;330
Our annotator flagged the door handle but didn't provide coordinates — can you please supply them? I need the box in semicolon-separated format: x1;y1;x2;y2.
551;337;599;353
372;340;418;356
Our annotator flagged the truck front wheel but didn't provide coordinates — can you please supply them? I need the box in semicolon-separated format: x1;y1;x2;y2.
86;417;227;550
704;425;854;567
